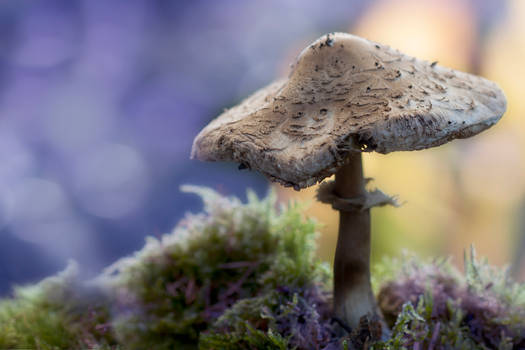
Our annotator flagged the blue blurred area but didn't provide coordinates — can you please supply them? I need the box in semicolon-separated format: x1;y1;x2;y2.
0;0;372;294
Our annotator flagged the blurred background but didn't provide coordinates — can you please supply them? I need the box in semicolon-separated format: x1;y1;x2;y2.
0;0;523;295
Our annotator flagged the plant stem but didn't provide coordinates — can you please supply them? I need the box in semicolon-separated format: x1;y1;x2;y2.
333;152;380;329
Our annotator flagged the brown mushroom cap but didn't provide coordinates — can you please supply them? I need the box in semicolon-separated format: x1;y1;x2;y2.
191;33;507;190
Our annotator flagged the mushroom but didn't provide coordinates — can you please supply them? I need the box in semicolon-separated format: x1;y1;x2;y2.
190;33;506;332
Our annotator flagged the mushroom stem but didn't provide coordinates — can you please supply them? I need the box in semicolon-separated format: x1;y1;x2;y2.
333;152;380;330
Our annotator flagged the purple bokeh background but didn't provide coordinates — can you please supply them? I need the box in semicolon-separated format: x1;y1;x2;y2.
0;0;374;294
0;0;507;294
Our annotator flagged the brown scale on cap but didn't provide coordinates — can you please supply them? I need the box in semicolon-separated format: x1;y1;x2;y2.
191;33;506;190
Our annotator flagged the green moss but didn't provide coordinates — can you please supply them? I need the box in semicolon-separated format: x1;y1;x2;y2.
200;286;338;350
201;325;290;350
0;262;116;349
0;187;523;349
101;186;329;349
199;292;293;350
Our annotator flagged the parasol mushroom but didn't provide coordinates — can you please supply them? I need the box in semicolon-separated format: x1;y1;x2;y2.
190;33;506;332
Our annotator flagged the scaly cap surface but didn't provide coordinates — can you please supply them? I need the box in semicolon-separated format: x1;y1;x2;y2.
192;33;506;189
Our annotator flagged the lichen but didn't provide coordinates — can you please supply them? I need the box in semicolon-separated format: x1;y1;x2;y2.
0;187;523;349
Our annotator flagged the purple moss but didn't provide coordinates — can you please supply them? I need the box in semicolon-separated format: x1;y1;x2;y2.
201;283;347;350
376;254;525;349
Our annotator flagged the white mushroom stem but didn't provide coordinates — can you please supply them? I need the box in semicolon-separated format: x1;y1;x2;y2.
333;152;382;329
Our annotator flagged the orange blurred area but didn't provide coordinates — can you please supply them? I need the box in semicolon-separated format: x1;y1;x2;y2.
277;0;525;279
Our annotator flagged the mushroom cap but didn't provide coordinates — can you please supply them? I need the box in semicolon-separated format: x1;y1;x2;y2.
191;33;507;190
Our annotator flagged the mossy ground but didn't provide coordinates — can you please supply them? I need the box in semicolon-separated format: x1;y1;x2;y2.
0;187;523;349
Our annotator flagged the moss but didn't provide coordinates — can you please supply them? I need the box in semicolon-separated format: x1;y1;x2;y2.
101;186;329;349
373;247;525;349
0;187;523;349
200;286;339;350
0;262;116;349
